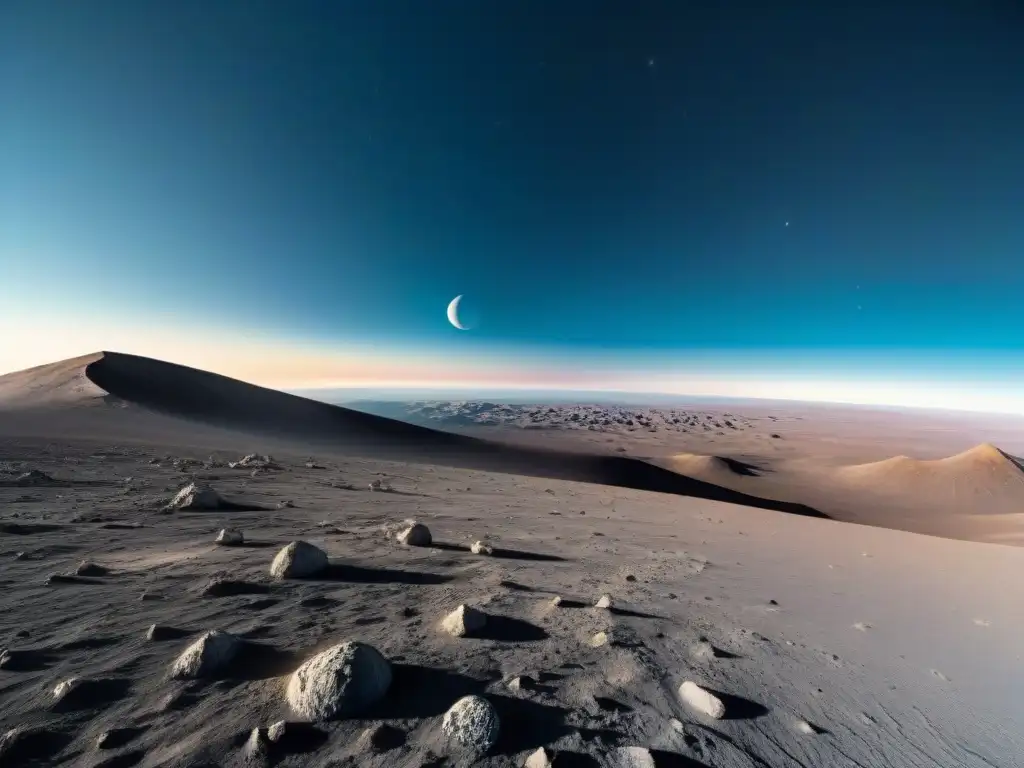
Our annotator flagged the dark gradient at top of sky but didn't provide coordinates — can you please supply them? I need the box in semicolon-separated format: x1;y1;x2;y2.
3;1;1024;357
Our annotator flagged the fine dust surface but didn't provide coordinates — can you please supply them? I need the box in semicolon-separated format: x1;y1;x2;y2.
0;438;1021;767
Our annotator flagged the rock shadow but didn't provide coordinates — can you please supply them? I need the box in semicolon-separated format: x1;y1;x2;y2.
431;542;565;562
608;606;666;620
595;696;632;713
202;579;271;597
0;728;74;765
94;749;147;768
319;563;452;585
547;755;602;768
97;726;148;750
59;636;121;652
699;687;769;721
51;677;133;713
368;664;482;719
700;643;740;660
552;599;590;609
147;626;193;641
499;580;534;592
46;574;104;586
227;642;302;681
489;695;620;756
268;722;330;756
475;616;548;642
0;648;59;671
0;522;65;535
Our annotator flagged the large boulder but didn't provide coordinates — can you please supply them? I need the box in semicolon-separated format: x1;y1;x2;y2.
170;630;240;679
286;641;392;720
270;541;329;579
441;695;500;751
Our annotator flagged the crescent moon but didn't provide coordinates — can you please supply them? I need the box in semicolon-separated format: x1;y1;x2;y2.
447;295;467;330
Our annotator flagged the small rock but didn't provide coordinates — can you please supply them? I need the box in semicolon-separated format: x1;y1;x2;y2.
625;574;637;582
270;541;329;579
266;721;288;742
166;483;225;510
442;695;500;751
171;630;240;679
525;746;555;767
215;528;244;546
52;677;79;702
441;605;487;637
140;591;162;601
146;624;178;641
470;540;494;555
507;675;535;692
678;681;726;719
277;500;295;509
397;522;432;547
669;718;685;732
96;728;141;750
75;561;109;577
595;594;613;609
550;596;563;607
589;631;610;648
691;641;717;660
794;719;820;735
286;641;392;720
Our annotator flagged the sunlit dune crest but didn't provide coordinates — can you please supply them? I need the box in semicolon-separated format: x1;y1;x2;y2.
835;443;1024;484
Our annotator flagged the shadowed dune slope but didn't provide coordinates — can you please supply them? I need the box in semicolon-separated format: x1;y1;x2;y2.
1;352;828;519
830;443;1024;516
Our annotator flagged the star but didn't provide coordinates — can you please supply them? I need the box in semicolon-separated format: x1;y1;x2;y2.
784;221;789;227
647;58;655;68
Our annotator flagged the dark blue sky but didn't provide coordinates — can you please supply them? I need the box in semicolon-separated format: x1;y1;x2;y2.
3;1;1024;367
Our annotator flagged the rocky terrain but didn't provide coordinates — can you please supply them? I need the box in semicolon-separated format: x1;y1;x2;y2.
347;401;770;439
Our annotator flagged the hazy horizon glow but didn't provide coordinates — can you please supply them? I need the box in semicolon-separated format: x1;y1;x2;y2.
4;320;1024;416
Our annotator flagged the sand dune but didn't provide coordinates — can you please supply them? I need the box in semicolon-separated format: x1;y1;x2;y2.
664;443;1024;545
0;352;825;520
